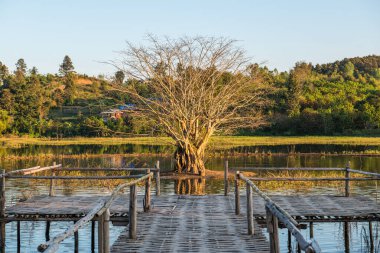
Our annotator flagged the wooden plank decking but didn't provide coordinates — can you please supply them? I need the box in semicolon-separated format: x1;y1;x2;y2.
4;194;380;252
6;194;380;222
111;195;270;253
5;195;131;221
250;195;380;222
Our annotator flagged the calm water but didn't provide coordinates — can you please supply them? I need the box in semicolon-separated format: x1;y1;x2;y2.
1;143;380;252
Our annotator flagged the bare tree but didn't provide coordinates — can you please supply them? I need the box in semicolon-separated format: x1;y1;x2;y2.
113;36;269;176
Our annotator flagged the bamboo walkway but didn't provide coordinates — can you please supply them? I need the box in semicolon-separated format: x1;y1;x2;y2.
111;194;270;253
4;194;380;252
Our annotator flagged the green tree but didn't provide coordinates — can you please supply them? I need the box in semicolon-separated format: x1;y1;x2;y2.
0;110;12;134
0;62;9;83
114;70;125;85
15;58;27;78
343;61;355;79
30;66;38;76
287;62;312;116
59;55;75;76
63;72;77;104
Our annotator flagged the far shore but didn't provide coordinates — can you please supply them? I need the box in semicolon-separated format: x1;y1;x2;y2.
1;136;380;148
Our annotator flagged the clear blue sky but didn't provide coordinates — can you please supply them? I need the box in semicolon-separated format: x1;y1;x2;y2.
1;0;379;76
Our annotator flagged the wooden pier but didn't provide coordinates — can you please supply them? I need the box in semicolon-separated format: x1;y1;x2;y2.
0;162;380;252
112;195;269;253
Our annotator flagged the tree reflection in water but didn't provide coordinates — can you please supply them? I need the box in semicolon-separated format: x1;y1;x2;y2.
175;178;206;195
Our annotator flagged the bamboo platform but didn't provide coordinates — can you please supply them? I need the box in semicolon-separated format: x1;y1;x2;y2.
5;195;131;222
6;194;380;223
4;193;380;252
111;195;270;253
250;195;380;222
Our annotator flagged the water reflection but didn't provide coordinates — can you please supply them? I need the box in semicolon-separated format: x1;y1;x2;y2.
175;178;206;195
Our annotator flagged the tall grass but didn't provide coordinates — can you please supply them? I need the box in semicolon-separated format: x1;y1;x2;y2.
2;136;380;148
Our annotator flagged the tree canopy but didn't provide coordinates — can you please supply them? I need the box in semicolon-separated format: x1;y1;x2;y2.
113;36;269;175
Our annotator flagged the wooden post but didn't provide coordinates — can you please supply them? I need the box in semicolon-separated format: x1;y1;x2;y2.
103;209;110;253
287;230;291;252
49;162;56;196
91;220;95;253
345;161;351;197
144;169;151;212
344;221;350;253
235;171;240;215
17;221;21;253
369;221;374;253
266;206;280;253
45;221;50;241
0;170;5;253
98;213;104;253
155;161;160;196
129;184;137;239
310;222;314;238
74;221;79;253
224;160;229;196
246;182;253;235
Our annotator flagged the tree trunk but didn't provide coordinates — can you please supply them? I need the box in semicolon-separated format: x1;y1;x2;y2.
174;142;206;176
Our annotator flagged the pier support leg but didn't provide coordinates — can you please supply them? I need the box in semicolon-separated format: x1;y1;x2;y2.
129;185;137;239
91;221;95;253
310;222;314;238
17;221;20;253
369;221;374;253
98;213;104;253
344;221;350;253
103;209;110;253
287;230;291;253
235;171;240;215
74;221;79;253
45;221;50;241
246;182;253;235
266;206;279;253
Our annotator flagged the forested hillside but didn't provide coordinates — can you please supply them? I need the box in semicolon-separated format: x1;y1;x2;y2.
0;55;379;137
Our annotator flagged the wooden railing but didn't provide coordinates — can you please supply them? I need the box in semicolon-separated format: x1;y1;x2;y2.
224;162;380;197
0;161;161;253
236;171;321;253
225;162;380;253
37;173;154;253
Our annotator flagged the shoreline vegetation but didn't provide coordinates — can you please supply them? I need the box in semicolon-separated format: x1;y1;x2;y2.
0;136;379;160
1;136;380;148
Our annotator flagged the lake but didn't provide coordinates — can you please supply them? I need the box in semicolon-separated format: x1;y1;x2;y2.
1;143;380;252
